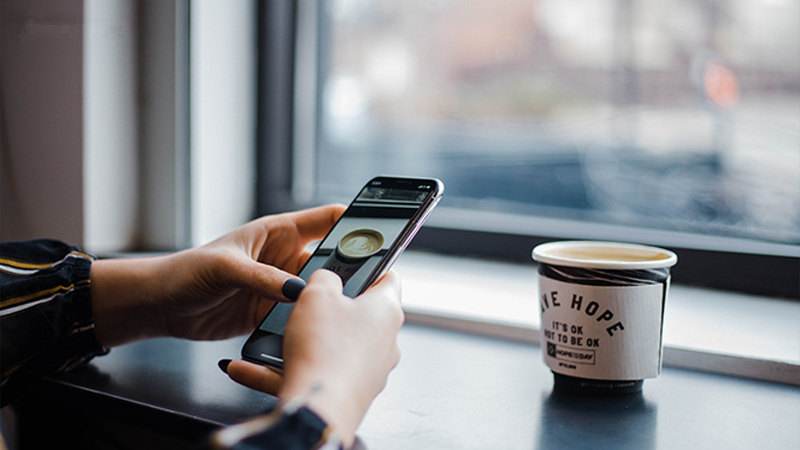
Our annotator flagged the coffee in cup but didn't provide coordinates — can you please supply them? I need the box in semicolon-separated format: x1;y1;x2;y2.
323;228;385;285
532;241;677;394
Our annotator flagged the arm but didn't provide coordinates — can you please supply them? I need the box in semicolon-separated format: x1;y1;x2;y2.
1;205;343;390
89;204;345;347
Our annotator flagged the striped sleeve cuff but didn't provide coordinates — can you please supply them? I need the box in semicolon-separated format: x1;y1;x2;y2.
1;240;108;386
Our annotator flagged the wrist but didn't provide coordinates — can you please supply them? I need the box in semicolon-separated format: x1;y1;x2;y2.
279;377;364;447
90;256;169;346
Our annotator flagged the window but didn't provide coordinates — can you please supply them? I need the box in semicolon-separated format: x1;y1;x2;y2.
258;0;800;297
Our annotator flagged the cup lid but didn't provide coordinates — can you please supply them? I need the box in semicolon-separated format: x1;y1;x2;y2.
532;240;677;270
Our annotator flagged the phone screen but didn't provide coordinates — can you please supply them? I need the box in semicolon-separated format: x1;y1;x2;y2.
258;180;437;336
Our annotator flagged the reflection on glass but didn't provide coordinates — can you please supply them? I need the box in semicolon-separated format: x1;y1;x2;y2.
315;0;800;244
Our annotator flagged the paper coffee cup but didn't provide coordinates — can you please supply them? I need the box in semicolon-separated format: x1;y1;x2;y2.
532;241;677;394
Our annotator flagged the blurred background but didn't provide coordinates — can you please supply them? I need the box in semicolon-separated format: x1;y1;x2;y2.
1;0;798;295
314;0;800;244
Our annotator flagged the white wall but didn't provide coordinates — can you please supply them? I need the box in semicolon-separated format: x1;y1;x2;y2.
1;0;256;250
83;0;140;252
0;0;85;243
139;0;192;250
0;0;140;251
190;0;257;245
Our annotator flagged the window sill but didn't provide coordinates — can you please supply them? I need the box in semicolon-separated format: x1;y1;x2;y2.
396;251;800;385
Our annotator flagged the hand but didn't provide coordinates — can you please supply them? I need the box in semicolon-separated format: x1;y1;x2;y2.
90;205;345;346
223;270;404;446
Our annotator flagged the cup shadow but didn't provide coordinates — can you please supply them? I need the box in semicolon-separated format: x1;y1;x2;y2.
534;387;658;450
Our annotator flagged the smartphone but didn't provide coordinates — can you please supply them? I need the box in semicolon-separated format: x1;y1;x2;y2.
241;176;444;368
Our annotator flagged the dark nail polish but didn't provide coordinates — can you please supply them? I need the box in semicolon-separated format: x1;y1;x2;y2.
218;358;231;374
282;278;306;301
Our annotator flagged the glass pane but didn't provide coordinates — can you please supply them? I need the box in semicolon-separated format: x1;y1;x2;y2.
313;0;800;244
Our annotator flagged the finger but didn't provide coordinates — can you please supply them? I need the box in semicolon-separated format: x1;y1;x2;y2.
290;204;346;240
299;249;313;266
226;359;284;395
355;271;404;326
391;343;402;369
357;271;401;303
228;257;301;302
304;269;344;295
289;249;314;275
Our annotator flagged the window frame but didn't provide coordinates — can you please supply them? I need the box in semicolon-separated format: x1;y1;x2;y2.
256;0;800;299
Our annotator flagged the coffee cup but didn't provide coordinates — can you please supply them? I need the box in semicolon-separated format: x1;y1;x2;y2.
323;228;385;285
532;241;677;394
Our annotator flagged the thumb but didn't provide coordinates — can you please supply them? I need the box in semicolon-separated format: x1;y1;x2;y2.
225;359;284;395
228;258;303;302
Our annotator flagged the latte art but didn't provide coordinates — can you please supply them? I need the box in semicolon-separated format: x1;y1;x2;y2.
337;228;384;260
341;235;380;255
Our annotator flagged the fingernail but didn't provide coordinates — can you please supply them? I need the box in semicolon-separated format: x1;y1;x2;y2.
218;358;231;374
282;278;306;301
